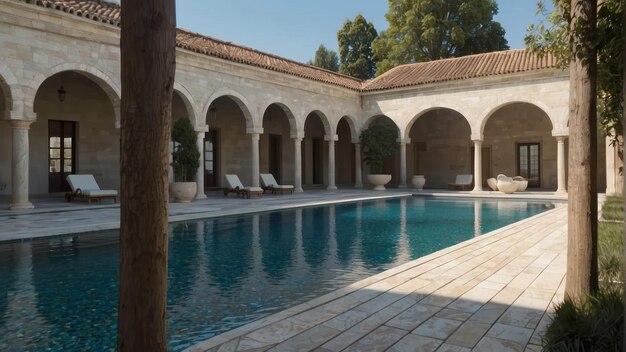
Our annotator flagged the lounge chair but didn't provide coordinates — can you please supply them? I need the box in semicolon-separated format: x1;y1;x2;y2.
260;173;294;194
448;174;473;190
65;174;118;204
223;174;263;198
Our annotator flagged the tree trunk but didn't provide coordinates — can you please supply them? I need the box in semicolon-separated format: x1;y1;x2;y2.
621;0;626;347
118;2;176;352
565;0;598;300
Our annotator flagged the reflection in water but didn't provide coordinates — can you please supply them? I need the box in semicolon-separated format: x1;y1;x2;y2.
0;197;552;351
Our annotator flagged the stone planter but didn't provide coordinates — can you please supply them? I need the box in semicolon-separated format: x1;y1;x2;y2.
496;175;517;194
367;174;392;191
411;175;426;190
487;178;498;191
170;182;197;203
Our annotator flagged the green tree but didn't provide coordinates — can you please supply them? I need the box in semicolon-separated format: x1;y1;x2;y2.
372;0;509;75
337;14;378;79
308;44;339;72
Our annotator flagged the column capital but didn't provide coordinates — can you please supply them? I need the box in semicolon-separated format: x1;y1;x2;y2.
9;119;33;129
195;124;209;133
324;134;338;142
246;127;264;135
291;131;305;140
555;135;567;143
10;110;36;121
396;138;411;145
472;139;483;144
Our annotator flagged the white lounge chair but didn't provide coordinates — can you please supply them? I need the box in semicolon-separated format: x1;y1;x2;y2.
260;173;294;194
223;174;263;198
65;174;118;204
448;174;473;190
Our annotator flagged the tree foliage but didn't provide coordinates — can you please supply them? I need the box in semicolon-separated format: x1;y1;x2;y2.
526;0;624;141
337;14;378;79
372;0;509;75
308;44;339;72
360;123;399;174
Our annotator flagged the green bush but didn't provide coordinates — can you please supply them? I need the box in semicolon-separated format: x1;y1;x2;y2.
543;287;623;352
359;123;398;174
171;118;200;182
598;222;623;285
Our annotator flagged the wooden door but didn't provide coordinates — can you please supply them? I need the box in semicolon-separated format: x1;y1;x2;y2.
517;143;540;188
204;130;218;188
49;120;77;192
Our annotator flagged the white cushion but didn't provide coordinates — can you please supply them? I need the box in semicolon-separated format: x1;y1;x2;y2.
82;189;118;196
224;174;245;189
260;173;293;189
67;174;101;192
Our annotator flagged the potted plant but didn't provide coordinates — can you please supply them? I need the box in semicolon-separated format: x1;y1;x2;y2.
170;117;200;202
360;123;398;190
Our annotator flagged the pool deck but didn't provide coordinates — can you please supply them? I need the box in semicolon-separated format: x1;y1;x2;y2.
1;188;570;351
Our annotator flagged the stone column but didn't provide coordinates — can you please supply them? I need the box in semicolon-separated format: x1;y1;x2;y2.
195;131;207;199
472;140;483;192
325;134;338;190
605;135;616;195
397;138;410;188
556;136;567;194
250;132;261;188
293;137;303;192
10;120;34;210
354;142;363;188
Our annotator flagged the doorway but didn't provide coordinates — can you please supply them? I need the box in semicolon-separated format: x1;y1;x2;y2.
204;130;219;188
48;120;77;192
517;143;540;188
269;134;281;181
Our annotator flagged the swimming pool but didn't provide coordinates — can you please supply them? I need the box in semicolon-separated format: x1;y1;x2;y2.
0;197;553;351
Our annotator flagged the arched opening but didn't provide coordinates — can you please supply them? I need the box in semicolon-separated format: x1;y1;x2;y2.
362;115;400;187
408;109;472;189
303;112;329;187
336;116;356;186
483;103;558;189
31;71;119;194
0;76;11;201
260;104;295;184
204;95;252;189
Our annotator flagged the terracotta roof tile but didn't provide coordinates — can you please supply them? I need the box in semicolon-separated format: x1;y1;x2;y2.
362;49;558;91
16;0;559;92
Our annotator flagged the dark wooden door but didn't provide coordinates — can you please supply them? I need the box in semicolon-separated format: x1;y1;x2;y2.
49;120;77;192
204;130;219;188
312;138;323;185
517;143;540;188
269;134;281;180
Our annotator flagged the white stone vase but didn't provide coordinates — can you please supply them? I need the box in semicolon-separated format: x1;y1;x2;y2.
367;174;392;191
170;182;197;203
487;178;498;191
496;175;517;194
411;175;426;190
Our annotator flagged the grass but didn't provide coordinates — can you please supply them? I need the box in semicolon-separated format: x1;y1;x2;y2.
601;196;624;221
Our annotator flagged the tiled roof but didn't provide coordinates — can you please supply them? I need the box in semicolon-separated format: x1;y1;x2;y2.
17;0;559;92
362;49;559;92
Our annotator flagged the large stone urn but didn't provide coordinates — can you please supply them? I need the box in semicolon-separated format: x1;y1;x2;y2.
412;175;426;191
170;182;197;203
367;174;392;191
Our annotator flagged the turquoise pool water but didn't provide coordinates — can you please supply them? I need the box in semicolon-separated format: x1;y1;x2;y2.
0;197;553;351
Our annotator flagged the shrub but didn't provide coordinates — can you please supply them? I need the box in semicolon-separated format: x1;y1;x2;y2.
359;123;398;174
171;118;200;182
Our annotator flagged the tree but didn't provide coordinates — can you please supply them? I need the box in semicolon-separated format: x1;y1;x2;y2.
372;0;509;75
337;14;378;79
565;0;598;299
118;1;176;351
308;44;339;72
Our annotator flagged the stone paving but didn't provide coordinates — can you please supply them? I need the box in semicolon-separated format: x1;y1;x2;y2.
185;202;568;352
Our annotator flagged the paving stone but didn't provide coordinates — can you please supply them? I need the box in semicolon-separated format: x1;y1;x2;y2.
435;344;471;352
473;336;524;352
386;303;441;331
387;334;442;352
485;323;533;345
445;321;491;348
269;325;340;352
434;308;472;321
344;325;407;352
412;317;463;340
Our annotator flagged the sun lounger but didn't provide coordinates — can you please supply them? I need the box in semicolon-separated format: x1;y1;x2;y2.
223;174;263;198
448;174;473;190
65;174;118;204
259;173;294;194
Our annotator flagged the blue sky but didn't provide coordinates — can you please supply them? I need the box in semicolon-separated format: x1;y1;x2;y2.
174;1;548;63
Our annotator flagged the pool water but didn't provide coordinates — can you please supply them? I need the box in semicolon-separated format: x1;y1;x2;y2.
0;197;553;351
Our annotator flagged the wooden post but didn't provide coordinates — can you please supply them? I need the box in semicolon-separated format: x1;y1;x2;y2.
118;2;176;351
565;0;598;299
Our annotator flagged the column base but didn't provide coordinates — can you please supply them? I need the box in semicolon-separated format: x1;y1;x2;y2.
195;193;207;200
326;186;338;191
354;184;363;189
470;188;484;194
295;187;304;193
398;184;407;189
555;189;567;195
9;201;34;210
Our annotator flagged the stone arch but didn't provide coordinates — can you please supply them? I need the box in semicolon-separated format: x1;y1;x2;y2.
362;114;401;136
304;110;332;136
336;115;360;143
479;100;556;139
404;107;471;140
28;63;121;123
261;98;299;138
0;63;22;117
201;89;255;131
173;82;198;125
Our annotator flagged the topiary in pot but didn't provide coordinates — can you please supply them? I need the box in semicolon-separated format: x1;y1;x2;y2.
170;117;200;202
360;123;398;190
